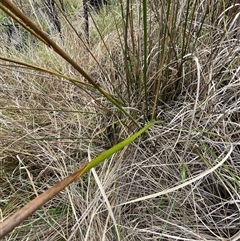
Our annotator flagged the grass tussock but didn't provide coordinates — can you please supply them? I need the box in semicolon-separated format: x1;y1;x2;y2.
0;0;240;240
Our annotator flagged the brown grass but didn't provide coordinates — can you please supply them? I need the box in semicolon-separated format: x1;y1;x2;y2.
0;0;240;240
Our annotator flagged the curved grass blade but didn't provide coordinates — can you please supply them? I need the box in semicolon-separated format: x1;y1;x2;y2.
119;144;233;206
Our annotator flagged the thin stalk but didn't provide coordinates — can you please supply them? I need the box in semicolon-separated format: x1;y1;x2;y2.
151;1;171;119
142;0;148;120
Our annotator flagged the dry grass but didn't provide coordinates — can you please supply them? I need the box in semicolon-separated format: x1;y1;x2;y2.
0;0;240;240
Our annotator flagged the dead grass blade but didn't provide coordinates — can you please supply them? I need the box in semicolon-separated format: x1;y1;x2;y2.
119;144;233;206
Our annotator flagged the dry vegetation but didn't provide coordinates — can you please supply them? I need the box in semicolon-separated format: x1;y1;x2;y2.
0;0;240;240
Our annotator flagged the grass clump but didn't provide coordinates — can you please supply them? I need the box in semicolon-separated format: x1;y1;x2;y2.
0;0;240;240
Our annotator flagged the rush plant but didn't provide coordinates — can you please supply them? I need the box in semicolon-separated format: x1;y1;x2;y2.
0;0;239;240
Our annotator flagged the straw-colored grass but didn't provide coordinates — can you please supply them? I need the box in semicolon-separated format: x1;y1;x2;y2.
0;0;240;240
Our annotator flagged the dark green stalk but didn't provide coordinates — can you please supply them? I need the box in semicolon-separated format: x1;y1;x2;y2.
142;0;148;120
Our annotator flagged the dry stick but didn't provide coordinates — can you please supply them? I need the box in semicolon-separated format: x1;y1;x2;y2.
0;165;87;239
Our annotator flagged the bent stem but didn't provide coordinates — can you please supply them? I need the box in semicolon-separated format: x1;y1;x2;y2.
0;121;156;239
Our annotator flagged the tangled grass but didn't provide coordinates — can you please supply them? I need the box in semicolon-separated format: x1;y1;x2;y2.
0;0;240;240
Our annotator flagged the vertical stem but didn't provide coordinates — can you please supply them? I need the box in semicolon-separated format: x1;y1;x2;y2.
142;0;148;120
83;0;89;43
